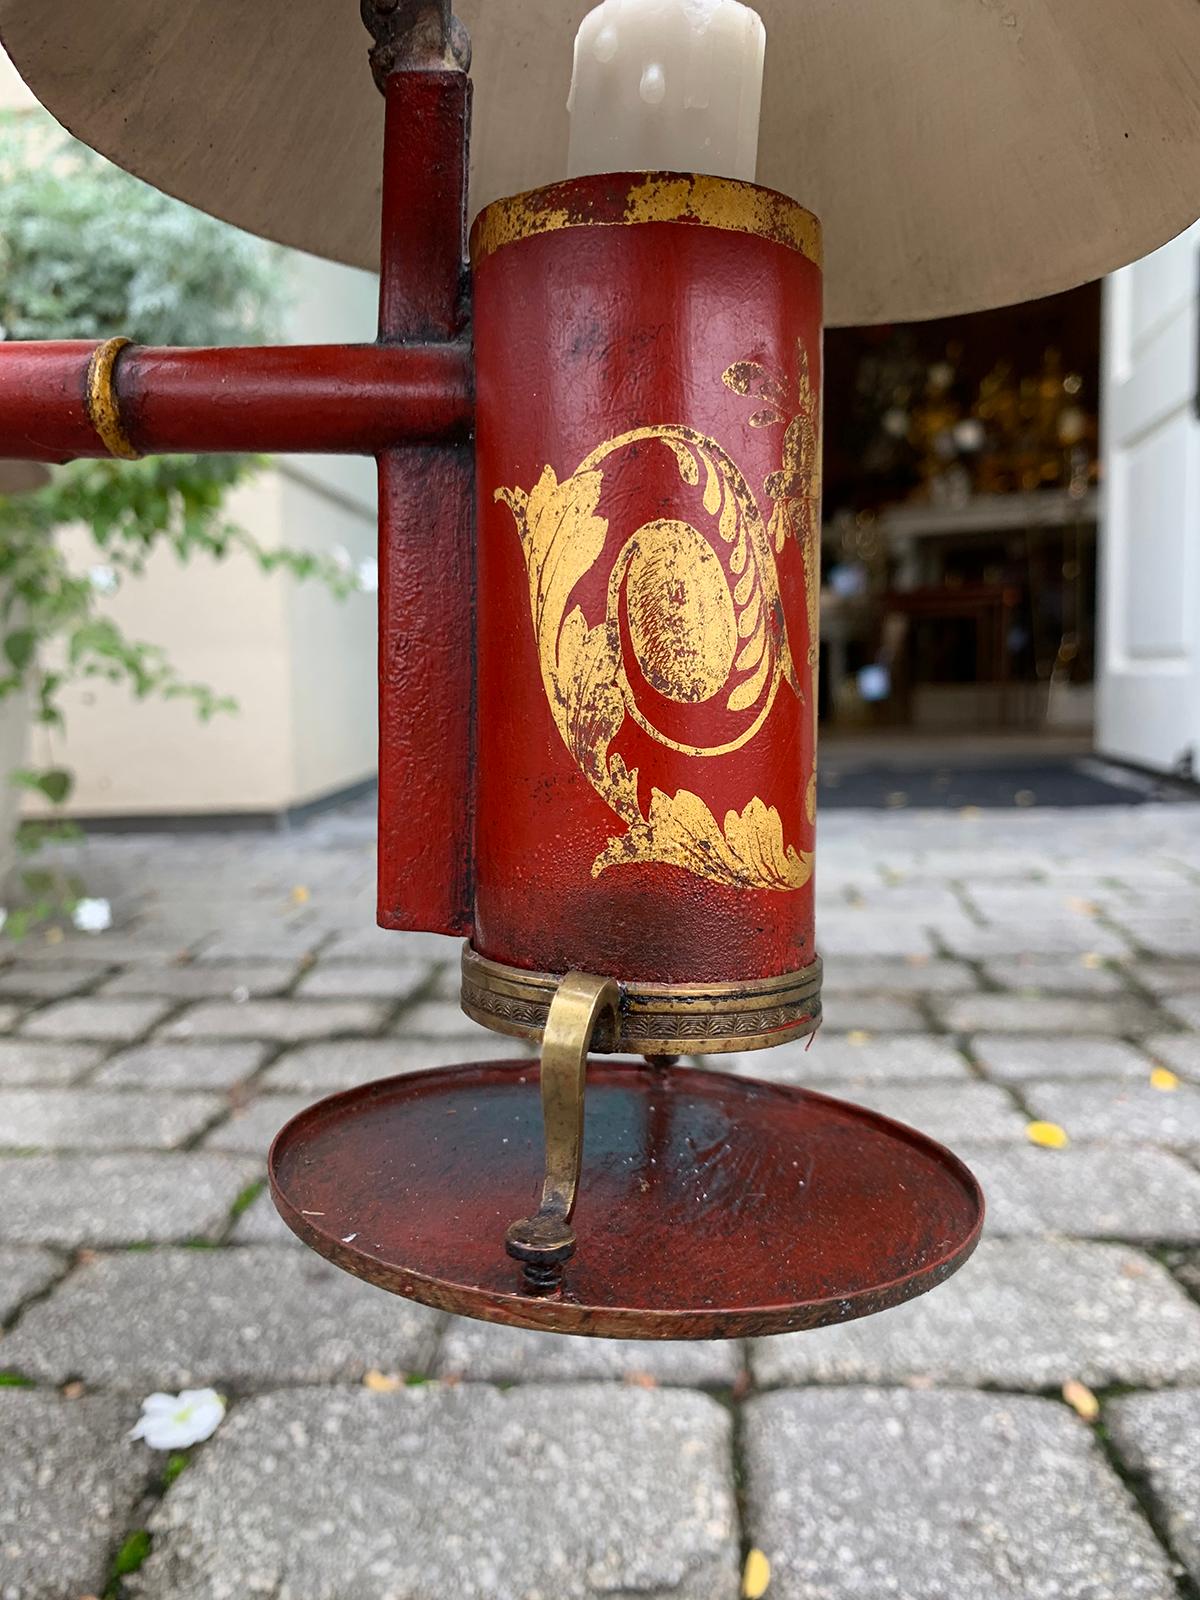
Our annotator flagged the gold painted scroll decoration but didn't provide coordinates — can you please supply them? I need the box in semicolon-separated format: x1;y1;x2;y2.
723;344;822;824
495;346;819;893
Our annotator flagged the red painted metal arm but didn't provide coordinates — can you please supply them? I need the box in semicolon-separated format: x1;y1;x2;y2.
0;340;471;462
0;59;478;947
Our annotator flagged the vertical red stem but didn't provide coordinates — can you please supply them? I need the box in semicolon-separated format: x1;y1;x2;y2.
378;72;470;344
376;70;476;935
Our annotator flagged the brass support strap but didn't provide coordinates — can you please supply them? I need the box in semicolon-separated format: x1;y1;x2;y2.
504;970;619;1293
462;944;822;1055
84;338;140;460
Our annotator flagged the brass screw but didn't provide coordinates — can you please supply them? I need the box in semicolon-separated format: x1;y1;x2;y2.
505;1213;576;1294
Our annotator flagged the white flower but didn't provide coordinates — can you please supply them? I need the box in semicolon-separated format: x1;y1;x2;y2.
88;564;118;595
356;556;379;594
130;1389;226;1450
71;897;112;934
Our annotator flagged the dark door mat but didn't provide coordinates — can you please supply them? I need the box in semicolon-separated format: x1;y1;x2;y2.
817;757;1199;811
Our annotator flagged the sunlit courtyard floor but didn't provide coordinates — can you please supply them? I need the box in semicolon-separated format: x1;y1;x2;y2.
1;798;1199;1599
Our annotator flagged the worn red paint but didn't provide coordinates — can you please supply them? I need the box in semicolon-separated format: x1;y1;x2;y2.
375;70;476;936
269;1058;984;1338
0;341;101;462
0;341;470;461
470;174;823;983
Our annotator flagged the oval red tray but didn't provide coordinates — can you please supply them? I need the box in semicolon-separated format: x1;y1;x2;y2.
269;1058;983;1339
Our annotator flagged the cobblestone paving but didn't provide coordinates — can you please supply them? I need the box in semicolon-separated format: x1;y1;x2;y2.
1;801;1199;1598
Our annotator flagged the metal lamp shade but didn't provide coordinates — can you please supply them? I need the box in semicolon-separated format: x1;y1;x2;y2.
3;0;1200;324
0;460;50;495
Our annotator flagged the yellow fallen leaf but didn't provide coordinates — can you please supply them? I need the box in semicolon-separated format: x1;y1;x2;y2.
44;925;64;944
362;1369;404;1393
1026;1120;1069;1149
846;1030;872;1047
1080;952;1103;969
959;806;982;820
1150;1067;1180;1092
1062;1379;1100;1421
290;885;311;905
623;1371;657;1389
742;1548;771;1599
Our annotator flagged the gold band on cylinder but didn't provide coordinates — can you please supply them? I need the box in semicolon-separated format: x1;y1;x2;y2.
461;945;822;1056
470;173;822;270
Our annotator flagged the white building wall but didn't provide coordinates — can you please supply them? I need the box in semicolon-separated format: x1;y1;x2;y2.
3;47;380;817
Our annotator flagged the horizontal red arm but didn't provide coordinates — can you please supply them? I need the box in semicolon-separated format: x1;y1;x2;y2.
0;340;472;462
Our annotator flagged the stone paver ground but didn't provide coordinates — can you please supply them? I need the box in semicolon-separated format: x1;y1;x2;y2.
1;800;1199;1598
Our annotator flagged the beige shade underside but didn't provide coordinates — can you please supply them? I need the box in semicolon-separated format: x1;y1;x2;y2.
0;460;50;495
2;0;1200;325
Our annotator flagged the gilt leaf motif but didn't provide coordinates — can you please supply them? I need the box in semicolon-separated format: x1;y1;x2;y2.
494;354;818;894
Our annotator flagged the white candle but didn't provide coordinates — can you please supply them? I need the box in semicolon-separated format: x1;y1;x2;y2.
567;0;766;183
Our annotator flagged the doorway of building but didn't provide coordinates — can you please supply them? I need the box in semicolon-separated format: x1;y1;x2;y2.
821;284;1101;761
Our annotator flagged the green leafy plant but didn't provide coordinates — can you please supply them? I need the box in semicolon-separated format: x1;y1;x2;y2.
0;110;354;924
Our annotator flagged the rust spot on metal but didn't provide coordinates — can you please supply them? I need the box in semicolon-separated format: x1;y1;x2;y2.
361;0;470;88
